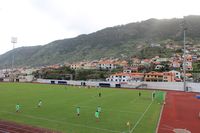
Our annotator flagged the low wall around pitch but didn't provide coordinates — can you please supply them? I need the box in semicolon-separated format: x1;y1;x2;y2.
121;82;184;91
36;79;200;92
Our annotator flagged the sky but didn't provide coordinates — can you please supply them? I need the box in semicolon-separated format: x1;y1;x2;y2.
0;0;200;55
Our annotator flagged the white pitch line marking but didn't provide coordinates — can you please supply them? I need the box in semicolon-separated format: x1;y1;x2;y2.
130;101;153;133
0;111;120;133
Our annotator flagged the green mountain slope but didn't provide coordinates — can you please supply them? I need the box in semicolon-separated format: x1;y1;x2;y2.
1;15;200;68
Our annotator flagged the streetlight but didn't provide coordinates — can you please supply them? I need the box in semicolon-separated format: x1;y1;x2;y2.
11;37;17;82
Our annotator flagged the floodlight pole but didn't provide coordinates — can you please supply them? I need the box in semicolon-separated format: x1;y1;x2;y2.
12;41;15;71
11;37;17;82
183;29;187;91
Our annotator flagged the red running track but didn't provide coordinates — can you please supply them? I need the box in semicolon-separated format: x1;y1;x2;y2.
0;120;61;133
158;91;200;133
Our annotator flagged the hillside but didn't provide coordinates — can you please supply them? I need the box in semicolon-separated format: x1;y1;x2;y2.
1;15;200;68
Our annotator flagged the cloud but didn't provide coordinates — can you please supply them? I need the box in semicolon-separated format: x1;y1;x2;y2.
0;0;200;54
0;0;79;54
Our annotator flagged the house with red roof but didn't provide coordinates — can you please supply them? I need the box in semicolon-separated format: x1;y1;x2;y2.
144;72;163;82
163;72;176;82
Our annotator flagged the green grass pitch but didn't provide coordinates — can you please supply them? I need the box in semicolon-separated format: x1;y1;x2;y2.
0;83;165;133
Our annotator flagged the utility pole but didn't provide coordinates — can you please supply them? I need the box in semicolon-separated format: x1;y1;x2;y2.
11;37;17;82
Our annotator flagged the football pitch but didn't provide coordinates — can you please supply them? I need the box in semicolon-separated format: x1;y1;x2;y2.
0;83;165;133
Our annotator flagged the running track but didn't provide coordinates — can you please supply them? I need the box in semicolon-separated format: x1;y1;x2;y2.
158;91;200;133
0;120;60;133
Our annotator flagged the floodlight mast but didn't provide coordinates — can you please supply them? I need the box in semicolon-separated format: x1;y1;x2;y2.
183;28;187;91
11;37;17;82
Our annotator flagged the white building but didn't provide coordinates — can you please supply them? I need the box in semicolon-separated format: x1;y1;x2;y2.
170;70;181;79
0;70;5;78
70;63;83;70
123;66;139;73
106;73;144;82
156;58;169;62
172;61;181;68
97;61;117;70
17;68;37;82
150;43;161;47
155;65;164;70
186;61;193;71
